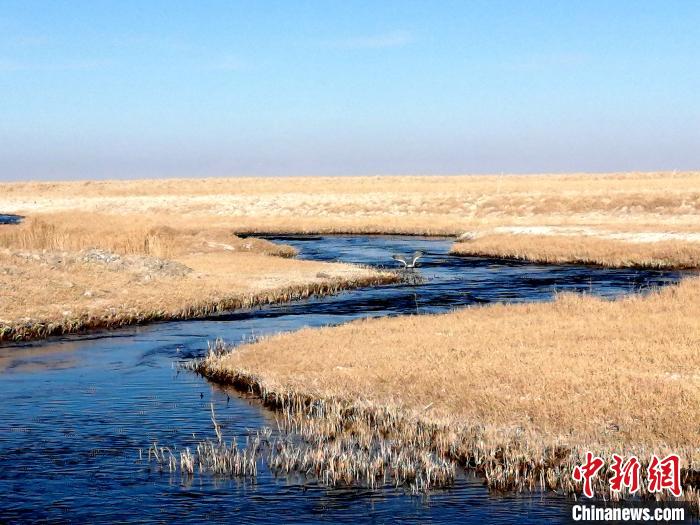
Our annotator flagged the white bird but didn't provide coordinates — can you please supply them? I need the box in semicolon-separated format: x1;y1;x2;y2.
392;250;424;269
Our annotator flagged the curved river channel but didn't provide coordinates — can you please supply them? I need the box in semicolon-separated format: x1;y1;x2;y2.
0;235;693;523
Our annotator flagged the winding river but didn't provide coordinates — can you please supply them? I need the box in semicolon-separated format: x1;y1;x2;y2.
0;235;690;523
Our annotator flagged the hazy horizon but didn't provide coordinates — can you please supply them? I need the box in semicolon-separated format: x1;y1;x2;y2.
3;169;699;186
1;1;699;182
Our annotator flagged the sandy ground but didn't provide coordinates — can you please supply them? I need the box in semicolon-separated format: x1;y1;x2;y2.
491;226;700;244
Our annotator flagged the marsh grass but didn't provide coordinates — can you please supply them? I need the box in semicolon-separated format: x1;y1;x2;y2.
0;214;297;258
197;351;700;507
4;172;700;238
451;233;700;269
0;271;399;342
3;172;700;344
145;397;453;493
146;404;261;478
4;173;700;271
0;213;402;343
196;276;700;507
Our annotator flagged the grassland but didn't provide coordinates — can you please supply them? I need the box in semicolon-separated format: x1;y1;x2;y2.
2;171;700;236
200;276;700;502
0;214;398;342
451;233;700;269
1;171;698;343
3;171;699;268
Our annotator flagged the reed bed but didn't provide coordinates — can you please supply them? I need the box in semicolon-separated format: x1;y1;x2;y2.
3;173;697;361
267;427;455;493
0;271;399;343
0;212;401;343
197;347;700;505
3;173;700;230
451;233;700;269
2;172;700;237
146;395;453;493
146;404;261;478
0;214;297;258
195;276;700;507
4;172;700;269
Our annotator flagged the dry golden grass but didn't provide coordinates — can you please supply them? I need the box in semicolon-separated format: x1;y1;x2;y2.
0;214;398;342
2;172;700;235
3;172;700;268
2;172;699;340
452;233;700;269
201;277;700;500
205;278;700;450
0;213;297;258
4;173;700;500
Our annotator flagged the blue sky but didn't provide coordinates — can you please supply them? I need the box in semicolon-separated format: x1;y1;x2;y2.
0;0;698;181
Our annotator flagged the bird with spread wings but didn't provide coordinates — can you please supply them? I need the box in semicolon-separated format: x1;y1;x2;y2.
392;250;424;269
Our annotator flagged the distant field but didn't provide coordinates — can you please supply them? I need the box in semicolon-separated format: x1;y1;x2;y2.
3;172;700;270
2;171;699;236
2;172;700;342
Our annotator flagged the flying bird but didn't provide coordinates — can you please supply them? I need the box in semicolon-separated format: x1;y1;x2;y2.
392;250;424;269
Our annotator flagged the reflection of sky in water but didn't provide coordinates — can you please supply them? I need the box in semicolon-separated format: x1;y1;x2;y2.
0;236;691;523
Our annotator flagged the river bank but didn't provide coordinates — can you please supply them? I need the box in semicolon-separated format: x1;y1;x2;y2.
199;270;700;506
0;217;398;343
451;231;700;269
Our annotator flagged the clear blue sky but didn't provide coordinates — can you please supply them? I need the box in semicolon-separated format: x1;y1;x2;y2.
1;0;698;181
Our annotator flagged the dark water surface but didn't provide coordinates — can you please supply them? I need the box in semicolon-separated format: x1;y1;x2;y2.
0;214;23;225
0;236;692;523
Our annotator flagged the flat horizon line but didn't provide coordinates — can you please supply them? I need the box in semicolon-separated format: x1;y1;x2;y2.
1;169;698;185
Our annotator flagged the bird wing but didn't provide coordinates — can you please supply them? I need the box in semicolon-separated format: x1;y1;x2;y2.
392;254;408;267
410;251;424;265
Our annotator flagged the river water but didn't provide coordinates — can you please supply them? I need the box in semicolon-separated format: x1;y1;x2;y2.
0;235;691;523
0;214;23;225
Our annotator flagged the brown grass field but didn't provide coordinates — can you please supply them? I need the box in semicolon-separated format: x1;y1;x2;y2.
0;214;398;342
451;233;700;269
3;171;700;267
2;171;700;234
200;276;700;502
